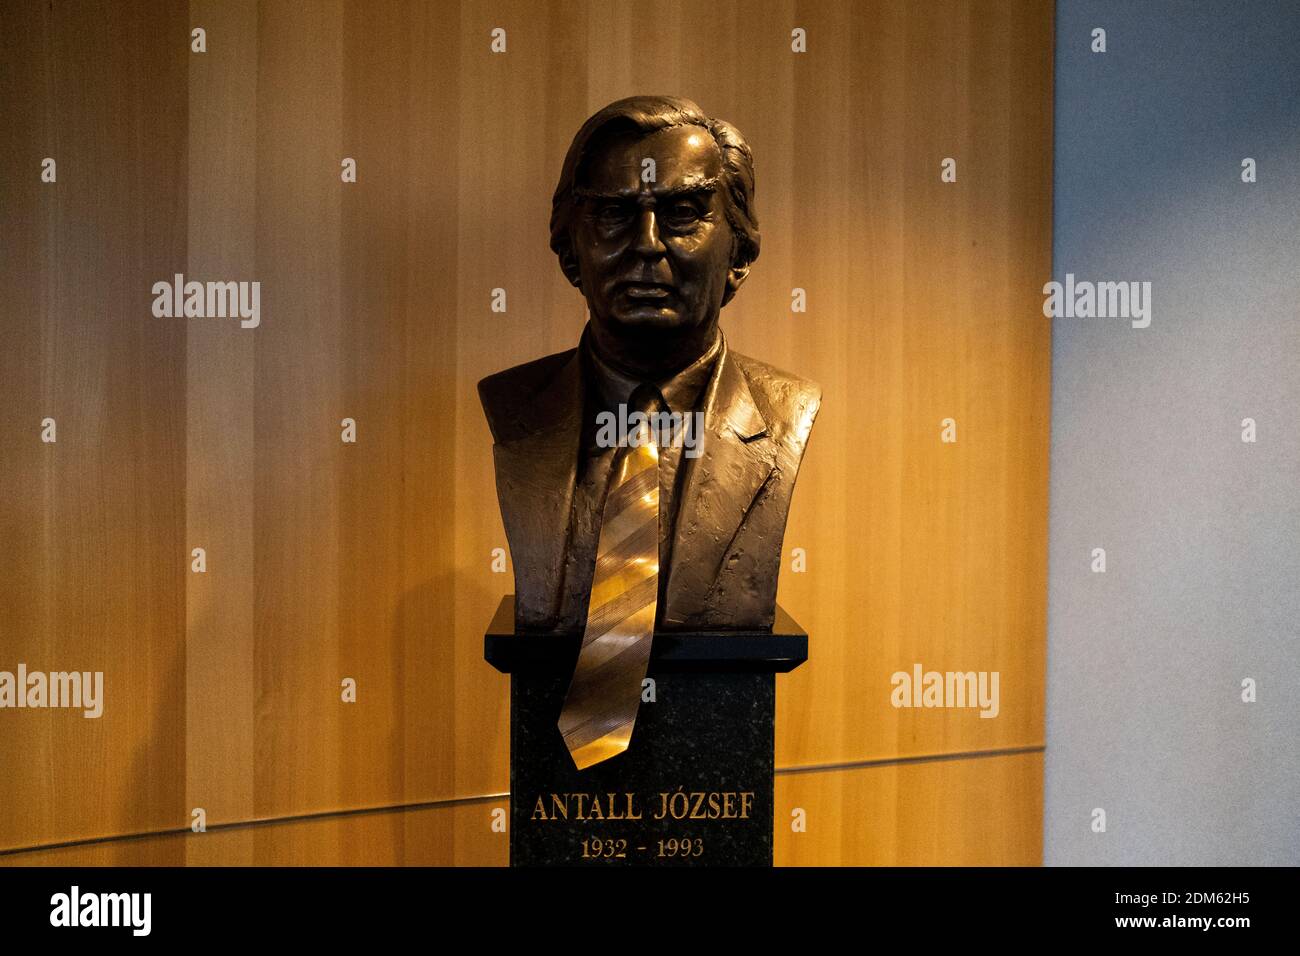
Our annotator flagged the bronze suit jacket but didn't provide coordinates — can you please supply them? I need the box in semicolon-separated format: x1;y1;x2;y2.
478;335;821;633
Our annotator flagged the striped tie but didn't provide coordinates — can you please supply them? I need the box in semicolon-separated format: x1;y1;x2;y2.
558;383;664;770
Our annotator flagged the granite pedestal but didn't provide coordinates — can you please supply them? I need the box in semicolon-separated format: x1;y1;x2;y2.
485;596;807;867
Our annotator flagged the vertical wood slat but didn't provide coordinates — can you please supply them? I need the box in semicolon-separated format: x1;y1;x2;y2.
250;1;344;851
185;0;258;866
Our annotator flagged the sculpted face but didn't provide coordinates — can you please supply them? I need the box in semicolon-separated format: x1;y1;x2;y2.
570;125;747;374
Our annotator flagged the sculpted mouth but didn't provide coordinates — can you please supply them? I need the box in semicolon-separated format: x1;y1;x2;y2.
620;283;673;300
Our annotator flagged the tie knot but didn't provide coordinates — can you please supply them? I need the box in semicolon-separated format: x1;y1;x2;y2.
629;382;665;417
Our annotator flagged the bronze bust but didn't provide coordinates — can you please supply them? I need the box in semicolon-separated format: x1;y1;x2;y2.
481;95;821;768
480;95;822;636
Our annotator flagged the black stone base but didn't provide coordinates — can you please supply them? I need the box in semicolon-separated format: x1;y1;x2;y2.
511;670;773;866
485;596;807;868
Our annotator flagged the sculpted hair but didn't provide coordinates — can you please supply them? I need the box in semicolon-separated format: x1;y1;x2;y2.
549;95;761;289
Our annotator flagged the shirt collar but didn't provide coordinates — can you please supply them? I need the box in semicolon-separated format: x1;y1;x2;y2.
581;323;723;417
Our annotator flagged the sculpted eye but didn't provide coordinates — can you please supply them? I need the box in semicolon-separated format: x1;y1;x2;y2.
595;202;634;226
663;201;701;226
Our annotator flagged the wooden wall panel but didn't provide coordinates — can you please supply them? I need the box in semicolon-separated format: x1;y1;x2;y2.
0;0;190;853
765;0;1054;768
774;752;1043;866
0;0;1052;864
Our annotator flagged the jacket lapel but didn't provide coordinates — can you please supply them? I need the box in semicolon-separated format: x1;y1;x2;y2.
490;351;583;626
662;344;774;627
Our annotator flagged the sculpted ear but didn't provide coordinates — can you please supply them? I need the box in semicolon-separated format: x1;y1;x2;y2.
721;264;750;306
558;240;583;290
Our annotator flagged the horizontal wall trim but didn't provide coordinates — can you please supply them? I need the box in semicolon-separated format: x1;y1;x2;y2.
0;744;1044;859
0;792;510;860
775;744;1046;777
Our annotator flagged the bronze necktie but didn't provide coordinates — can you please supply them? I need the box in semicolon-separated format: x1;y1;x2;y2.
558;383;664;770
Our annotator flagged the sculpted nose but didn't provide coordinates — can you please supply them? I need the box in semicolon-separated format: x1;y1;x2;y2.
632;208;666;258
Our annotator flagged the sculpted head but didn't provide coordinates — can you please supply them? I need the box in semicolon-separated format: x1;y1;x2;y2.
549;96;760;374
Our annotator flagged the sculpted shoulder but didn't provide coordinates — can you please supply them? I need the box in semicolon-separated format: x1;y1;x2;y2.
478;345;822;449
477;349;577;444
729;350;823;451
